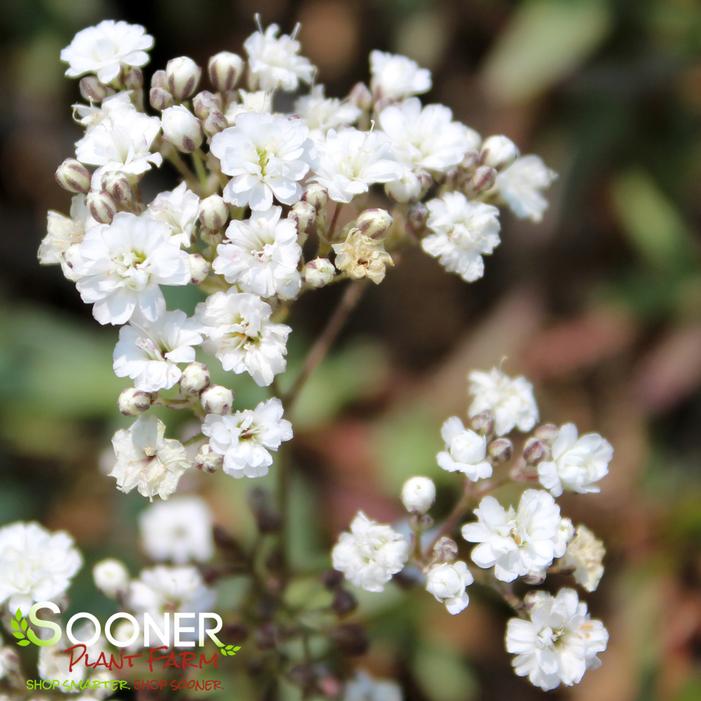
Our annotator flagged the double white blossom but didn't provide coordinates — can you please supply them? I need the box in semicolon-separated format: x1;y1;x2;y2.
425;561;473;615
468;367;539;436
211;113;312;211
197;290;291;386
60;20;153;83
495;155;557;222
369;50;431;101
560;525;605;592
505;589;608;691
437;416;492;481
72;212;190;325
332;512;409;592
202;398;292;479
213;206;302;300
110;415;190;500
461;490;563;582
0;522;82;614
147;183;200;248
294;85;360;135
422;192;501;283
537;423;613;496
139;496;214;564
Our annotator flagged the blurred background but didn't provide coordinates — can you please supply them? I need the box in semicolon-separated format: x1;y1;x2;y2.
1;0;701;699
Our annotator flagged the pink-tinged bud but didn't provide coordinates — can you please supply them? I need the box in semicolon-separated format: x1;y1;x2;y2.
166;56;202;101
188;253;210;284
101;171;132;205
118;387;152;415
161;105;203;153
208;52;244;92
198;194;228;231
203;110;228;137
356;208;393;239
149;87;174;111
481;135;520;170
192;90;222;120
201;385;233;415
470;165;497;194
79;76;112;102
180;362;210;394
87;190;117;223
55;158;91;194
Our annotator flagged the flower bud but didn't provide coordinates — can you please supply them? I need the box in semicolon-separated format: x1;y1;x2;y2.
122;66;143;91
401;476;436;514
93;559;130;597
385;171;423;203
151;69;168;90
149;86;174;111
470;410;495;436
208;51;244;92
432;536;459;563
55;158;91;194
166;56;202;101
192;90;222;120
303;258;336;288
188;253;210;285
203;110;228;137
348;81;372;110
118;387;152;415
180;361;211;394
523;437;549;465
488;437;513;464
161;105;203;153
87;190;117;224
101;171;132;205
289;201;316;242
303;184;328;211
201;384;233;415
355;208;393;239
480;135;519;170
195;443;223;473
199;194;229;231
79;75;112;102
470;165;497;194
534;423;559;443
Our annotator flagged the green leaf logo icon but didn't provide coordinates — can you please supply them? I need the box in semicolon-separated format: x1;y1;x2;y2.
216;641;241;657
11;609;32;647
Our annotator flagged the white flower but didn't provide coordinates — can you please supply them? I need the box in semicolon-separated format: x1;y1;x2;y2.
72;90;135;130
60;20;153;83
196;290;291;387
379;98;479;174
213;206;302;300
400;476;436;514
113;311;203;392
461;490;563;582
147;183;200;249
422;192;501;283
295;85;360;135
437;416;492;481
343;671;402;701
0;522;82;614
93;559;130;597
560;525;605;592
528;517;575;583
139;496;214;564
369;50;431;101
331;512;409;593
127;565;216;618
202;398;292;479
243;23;315;91
110;415;190;500
75;106;162;178
211;113;312;211
468;367;539;436
225;90;273;124
506;588;608;691
72;212;190;325
537;423;613;496
313;128;404;203
425;560;473;615
495;155;557;222
161;105;203;153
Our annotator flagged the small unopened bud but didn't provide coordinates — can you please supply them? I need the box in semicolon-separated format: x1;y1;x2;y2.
407;202;429;234
401;476;436;514
488;437;513;464
480;135;520;170
122;66;143;91
149;86;174;111
195;443;223;473
523;437;549;465
348;81;372;111
199;194;228;231
470;165;497;194
470;410;495;436
208;51;244;92
151;69;168;90
330;624;369;656
188;253;210;284
192;90;222;120
87;190;117;224
161;105;203;153
386;171;423;203
55;158;91;194
101;171;132;205
118;387;152;415
432;536;459;563
303;258;336;288
79;75;112;102
93;559;130;597
534;423;559;443
203;110;228;137
201;384;233;415
289;200;316;241
166;56;202;101
331;589;357;616
303;184;328;211
356;208;393;239
180;361;210;394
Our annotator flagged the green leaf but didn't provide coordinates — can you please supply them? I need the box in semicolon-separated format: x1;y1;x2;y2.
20;618;28;631
14;608;22;622
17;639;31;647
11;631;24;640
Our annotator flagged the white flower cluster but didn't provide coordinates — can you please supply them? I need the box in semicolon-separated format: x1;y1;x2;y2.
332;366;611;691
